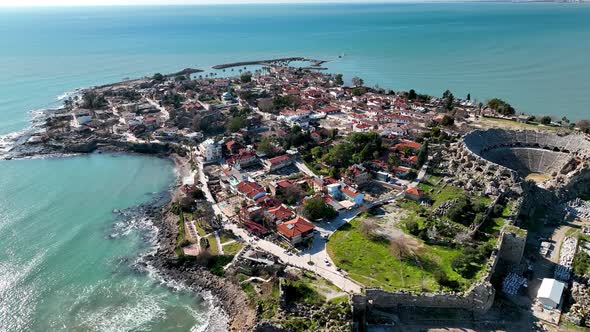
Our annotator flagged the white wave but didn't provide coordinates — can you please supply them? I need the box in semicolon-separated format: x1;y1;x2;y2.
56;88;82;101
75;291;167;332
0;106;62;159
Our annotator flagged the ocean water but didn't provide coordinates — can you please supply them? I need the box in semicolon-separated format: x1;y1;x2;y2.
1;3;590;331
0;154;226;331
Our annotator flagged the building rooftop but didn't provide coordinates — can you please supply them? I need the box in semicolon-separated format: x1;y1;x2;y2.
277;216;314;239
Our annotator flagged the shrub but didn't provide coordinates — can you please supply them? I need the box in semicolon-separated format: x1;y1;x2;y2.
405;220;420;235
492;204;504;217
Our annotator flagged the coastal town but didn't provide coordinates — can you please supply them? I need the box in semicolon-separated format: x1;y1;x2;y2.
5;59;590;332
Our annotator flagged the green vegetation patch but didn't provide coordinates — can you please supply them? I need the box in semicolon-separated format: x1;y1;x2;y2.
206;255;233;276
218;230;236;244
283;278;325;305
223;241;244;256
327;218;477;292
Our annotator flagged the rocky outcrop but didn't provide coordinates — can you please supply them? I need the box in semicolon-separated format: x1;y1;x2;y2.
146;207;257;332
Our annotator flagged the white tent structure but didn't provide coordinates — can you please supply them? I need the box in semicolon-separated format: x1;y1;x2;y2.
537;278;566;309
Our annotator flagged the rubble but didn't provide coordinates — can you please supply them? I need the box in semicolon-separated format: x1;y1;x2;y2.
555;237;578;282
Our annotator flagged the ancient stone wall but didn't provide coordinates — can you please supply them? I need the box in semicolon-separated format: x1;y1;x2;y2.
359;281;495;315
497;228;527;265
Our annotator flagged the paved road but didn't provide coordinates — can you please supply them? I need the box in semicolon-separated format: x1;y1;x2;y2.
193;157;430;294
196;156;362;293
294;159;318;177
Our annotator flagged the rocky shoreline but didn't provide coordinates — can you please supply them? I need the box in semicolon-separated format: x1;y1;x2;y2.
3;138;259;330
141;154;257;331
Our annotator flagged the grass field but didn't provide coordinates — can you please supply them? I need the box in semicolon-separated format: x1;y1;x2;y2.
219;230;236;244
417;181;491;210
203;235;219;255
477;117;564;132
223;241;244;255
327;217;476;292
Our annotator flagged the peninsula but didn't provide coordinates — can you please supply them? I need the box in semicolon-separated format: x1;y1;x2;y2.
4;58;590;332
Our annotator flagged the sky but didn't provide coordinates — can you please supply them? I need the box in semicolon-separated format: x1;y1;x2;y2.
0;0;433;6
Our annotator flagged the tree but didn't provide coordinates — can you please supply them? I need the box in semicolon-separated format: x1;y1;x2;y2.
408;89;417;100
387;154;400;168
323;142;354;168
416;141;428;167
240;71;252;83
302;197;337;222
334;74;344;86
389;236;415;287
405;220;419;235
81;91;107;110
577;119;590;133
351;76;364;87
153;73;165;82
311;146;323;159
257;137;280;157
179;196;196;212
175;75;187;81
273;95;299;109
467;93;471;101
487;98;515;116
540;116;552;125
441;115;455;127
351;87;363;96
279;185;306;205
442;90;454;111
191;188;205;200
63;97;74;110
227;116;247;132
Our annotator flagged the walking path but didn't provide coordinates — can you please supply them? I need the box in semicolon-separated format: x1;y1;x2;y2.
214;230;224;255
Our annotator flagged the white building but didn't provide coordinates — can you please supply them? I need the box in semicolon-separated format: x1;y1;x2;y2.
199;138;222;162
537;278;566;309
72;111;92;127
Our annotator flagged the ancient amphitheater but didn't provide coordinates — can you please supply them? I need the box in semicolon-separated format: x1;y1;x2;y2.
463;129;590;182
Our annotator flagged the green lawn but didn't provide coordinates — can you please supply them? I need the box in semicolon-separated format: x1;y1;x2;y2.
223;241;244;255
418;183;470;209
203;235;220;255
480;201;513;242
219;230;236;244
327;217;476;292
399;200;427;229
479;117;563;132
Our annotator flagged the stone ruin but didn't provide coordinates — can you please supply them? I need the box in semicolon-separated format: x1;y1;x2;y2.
565;278;590;328
460;129;590;195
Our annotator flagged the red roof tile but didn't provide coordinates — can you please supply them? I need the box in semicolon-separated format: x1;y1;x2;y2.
276;216;315;239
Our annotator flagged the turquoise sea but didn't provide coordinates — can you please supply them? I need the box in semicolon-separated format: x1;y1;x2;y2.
1;3;590;331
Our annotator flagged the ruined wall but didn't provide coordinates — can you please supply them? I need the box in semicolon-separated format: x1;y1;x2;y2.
559;167;590;200
351;223;522;332
360;281;495;315
498;228;527;265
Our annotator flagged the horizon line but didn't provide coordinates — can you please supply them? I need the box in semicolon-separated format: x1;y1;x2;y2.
0;0;578;8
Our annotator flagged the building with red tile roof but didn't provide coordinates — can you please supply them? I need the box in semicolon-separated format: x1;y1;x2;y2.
394;140;422;153
264;154;294;171
264;205;295;226
276;216;315;245
341;185;364;207
269;179;294;196
236;181;266;200
404;187;425;201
